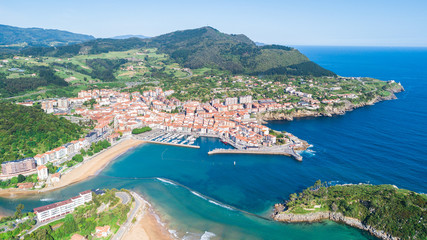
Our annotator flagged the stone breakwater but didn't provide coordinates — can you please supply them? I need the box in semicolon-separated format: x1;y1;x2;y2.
260;86;404;122
208;149;303;161
272;204;399;240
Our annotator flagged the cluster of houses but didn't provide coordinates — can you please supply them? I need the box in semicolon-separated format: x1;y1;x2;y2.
70;88;284;148
5;84;325;184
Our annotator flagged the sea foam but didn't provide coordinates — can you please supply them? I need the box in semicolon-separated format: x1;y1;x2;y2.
156;177;177;186
191;191;207;200
208;199;234;211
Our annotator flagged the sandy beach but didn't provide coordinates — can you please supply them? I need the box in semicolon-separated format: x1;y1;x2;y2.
0;139;145;198
123;202;173;240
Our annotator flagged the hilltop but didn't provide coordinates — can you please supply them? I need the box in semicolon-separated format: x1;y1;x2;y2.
0;24;94;48
20;26;335;76
112;34;150;39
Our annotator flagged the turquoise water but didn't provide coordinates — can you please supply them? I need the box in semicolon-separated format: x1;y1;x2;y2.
1;47;426;239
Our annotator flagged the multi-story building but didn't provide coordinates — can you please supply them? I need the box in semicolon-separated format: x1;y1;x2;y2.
211;99;221;105
239;95;252;104
34;153;49;166
37;165;48;180
41;100;55;113
1;158;36;176
34;190;92;222
224;97;238;106
57;98;69;110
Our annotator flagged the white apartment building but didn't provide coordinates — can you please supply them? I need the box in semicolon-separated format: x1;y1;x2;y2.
34;190;92;222
37;165;48;180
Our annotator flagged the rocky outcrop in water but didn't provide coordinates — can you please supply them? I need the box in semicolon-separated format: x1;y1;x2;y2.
272;204;399;240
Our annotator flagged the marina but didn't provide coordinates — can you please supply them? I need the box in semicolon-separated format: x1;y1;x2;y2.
134;131;200;149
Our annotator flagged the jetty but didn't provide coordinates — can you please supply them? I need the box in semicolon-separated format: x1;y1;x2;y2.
143;140;200;149
208;147;303;161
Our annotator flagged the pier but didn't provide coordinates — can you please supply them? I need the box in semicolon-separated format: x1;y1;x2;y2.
143;140;200;149
133;130;200;149
208;148;303;161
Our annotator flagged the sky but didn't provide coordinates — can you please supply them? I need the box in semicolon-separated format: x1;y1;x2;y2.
1;0;426;47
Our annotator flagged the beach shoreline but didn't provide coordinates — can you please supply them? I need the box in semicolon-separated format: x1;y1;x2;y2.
123;193;174;240
0;138;146;199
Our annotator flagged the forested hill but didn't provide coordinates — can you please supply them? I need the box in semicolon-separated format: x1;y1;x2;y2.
0;103;85;163
21;27;335;77
274;182;427;240
0;24;94;47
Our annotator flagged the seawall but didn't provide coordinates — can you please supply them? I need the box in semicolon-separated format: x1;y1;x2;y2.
208;149;302;161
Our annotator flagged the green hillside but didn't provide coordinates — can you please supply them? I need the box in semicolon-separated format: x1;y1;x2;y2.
276;181;427;240
0;24;94;48
0;103;85;163
20;27;335;76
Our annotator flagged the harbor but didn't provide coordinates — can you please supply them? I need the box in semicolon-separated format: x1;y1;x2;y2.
134;129;303;159
134;130;200;149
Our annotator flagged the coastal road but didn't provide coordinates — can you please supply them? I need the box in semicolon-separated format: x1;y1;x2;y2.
111;191;143;240
115;192;131;205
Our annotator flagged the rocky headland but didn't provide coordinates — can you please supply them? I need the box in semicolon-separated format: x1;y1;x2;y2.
272;204;398;240
271;181;426;240
259;83;404;122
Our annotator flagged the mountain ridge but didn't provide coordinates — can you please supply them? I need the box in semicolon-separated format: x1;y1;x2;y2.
112;34;150;39
18;26;335;76
0;24;95;47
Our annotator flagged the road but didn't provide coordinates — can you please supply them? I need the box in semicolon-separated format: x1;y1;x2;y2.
111;191;143;240
115;192;131;205
27;215;66;234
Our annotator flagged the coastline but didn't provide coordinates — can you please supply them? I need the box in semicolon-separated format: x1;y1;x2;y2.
123;194;174;240
0;139;146;199
272;210;398;240
259;87;404;122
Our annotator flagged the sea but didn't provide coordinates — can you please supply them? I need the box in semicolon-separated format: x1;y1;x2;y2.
1;46;426;240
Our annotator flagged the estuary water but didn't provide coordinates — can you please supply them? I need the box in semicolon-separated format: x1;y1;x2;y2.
1;46;426;239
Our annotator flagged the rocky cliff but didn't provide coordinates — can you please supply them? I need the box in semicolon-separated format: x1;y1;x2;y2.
272;204;399;240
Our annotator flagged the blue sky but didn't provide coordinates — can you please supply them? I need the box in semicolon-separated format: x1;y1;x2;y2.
1;0;426;46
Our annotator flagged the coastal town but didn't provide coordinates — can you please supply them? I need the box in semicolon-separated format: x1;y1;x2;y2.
0;86;311;190
1;71;406;191
0;13;419;240
0;77;405;239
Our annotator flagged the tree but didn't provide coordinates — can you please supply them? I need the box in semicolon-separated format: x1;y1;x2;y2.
14;204;24;219
17;174;26;183
10;177;18;185
72;154;83;163
63;214;79;235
